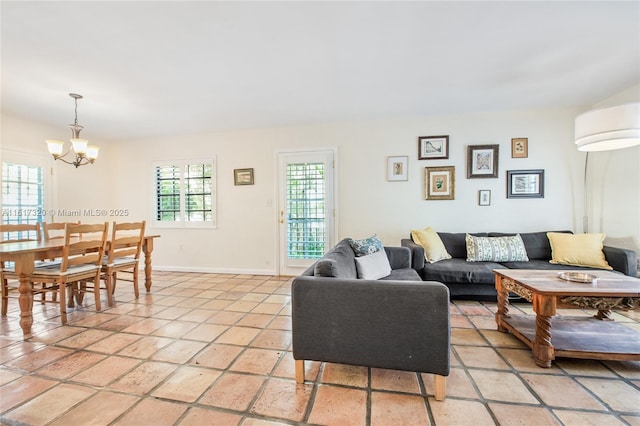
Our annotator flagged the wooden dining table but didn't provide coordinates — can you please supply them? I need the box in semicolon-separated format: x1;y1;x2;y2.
0;235;160;338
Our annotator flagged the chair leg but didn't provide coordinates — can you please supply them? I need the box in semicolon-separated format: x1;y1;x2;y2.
132;265;140;299
68;283;77;308
104;272;114;308
111;271;117;294
1;278;8;316
434;375;446;401
58;281;67;325
93;278;102;312
295;360;305;384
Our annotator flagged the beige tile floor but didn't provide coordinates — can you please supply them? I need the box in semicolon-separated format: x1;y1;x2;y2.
1;272;639;426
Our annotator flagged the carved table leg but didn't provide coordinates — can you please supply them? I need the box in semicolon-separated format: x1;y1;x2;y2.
495;274;510;332
533;314;554;367
143;237;154;292
532;293;556;368
594;309;613;321
15;252;36;339
18;274;34;338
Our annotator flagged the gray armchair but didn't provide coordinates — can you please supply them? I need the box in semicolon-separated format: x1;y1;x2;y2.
292;276;451;400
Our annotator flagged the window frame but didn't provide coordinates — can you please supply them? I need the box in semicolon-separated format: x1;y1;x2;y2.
151;158;216;229
1;149;54;227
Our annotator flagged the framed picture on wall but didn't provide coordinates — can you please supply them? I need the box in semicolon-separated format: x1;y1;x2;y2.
234;168;254;185
478;190;491;206
507;169;544;198
511;138;528;158
387;156;408;181
425;166;455;200
418;135;449;160
467;144;499;178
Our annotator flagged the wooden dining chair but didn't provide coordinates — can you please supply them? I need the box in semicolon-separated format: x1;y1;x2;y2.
43;221;80;241
101;221;146;305
39;222;81;303
0;222;43;315
30;222;108;324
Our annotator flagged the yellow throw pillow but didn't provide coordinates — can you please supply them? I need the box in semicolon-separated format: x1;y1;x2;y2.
411;227;452;263
547;232;612;270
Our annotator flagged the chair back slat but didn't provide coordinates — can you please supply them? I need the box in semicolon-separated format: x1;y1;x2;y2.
0;223;42;243
107;221;146;263
43;221;80;241
59;222;108;272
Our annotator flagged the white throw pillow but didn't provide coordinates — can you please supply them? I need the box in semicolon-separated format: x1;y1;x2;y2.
354;249;392;280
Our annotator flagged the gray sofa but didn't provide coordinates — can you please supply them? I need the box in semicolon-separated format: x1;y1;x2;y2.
292;238;451;400
402;230;638;300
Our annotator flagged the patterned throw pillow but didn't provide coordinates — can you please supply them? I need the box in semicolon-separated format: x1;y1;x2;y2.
348;235;383;257
466;234;529;262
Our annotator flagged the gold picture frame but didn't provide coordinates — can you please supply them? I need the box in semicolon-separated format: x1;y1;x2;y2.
234;168;254;185
511;138;528;158
425;166;455;200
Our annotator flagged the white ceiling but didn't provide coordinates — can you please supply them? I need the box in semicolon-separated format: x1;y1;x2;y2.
2;1;639;142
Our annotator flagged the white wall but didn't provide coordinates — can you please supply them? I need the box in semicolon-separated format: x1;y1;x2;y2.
0;112;115;224
588;84;640;255
98;107;585;274
6;105;630;275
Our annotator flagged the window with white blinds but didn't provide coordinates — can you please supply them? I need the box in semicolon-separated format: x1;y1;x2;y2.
153;159;215;228
1;162;44;234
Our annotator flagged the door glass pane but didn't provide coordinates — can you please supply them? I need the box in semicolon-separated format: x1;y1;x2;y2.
286;162;325;259
1;162;44;233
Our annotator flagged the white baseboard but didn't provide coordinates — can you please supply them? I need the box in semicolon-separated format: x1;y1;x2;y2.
152;265;278;276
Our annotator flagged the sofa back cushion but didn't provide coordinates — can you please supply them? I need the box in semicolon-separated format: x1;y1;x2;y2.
313;238;358;278
489;230;572;260
437;232;488;259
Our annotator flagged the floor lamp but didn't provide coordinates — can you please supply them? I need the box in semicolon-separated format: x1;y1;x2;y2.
574;102;640;233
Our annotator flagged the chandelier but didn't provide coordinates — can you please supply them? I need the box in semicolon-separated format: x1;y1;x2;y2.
46;93;99;167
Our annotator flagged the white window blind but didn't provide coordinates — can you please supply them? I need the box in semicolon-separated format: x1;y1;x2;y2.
2;162;44;236
153;159;215;228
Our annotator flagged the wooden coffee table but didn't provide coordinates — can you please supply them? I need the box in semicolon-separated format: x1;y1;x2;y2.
494;269;640;367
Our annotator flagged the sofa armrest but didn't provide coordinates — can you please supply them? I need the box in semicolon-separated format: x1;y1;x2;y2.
384;246;412;270
603;245;638;277
292;276;450;376
401;238;425;272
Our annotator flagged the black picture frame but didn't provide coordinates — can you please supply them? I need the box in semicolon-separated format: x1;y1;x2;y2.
418;135;449;160
507;169;544;198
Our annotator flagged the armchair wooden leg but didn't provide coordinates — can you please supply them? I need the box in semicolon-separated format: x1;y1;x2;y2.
295;360;305;384
434;375;446;401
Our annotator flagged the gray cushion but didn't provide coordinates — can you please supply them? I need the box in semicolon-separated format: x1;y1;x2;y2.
421;258;506;284
313;239;357;279
381;268;422;281
438;232;488;259
499;259;612;273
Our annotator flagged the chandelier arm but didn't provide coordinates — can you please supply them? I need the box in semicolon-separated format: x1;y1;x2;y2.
46;93;98;168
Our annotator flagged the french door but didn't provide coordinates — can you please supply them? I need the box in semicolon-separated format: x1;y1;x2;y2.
278;150;336;276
